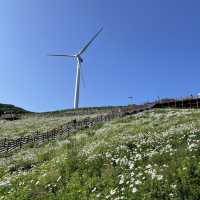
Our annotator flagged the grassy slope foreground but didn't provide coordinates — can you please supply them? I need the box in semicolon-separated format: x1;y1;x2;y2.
0;109;200;199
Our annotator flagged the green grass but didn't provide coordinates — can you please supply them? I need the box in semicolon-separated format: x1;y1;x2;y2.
0;112;98;139
0;108;200;199
0;105;121;139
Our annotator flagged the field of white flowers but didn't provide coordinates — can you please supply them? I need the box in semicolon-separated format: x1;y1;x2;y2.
0;108;200;199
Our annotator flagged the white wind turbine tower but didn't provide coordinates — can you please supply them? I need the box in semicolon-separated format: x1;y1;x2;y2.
48;27;103;109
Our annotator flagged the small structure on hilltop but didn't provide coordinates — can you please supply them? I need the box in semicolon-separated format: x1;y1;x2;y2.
0;111;19;121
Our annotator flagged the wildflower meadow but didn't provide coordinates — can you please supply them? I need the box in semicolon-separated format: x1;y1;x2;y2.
0;108;200;199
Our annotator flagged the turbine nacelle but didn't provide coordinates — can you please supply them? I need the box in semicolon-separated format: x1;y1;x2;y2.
76;55;83;63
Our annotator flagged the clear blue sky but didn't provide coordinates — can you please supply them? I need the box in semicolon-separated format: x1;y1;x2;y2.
1;0;200;112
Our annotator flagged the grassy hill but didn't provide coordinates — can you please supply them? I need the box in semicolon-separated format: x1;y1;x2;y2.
0;105;120;139
0;104;134;139
0;111;97;139
0;103;29;114
0;108;200;199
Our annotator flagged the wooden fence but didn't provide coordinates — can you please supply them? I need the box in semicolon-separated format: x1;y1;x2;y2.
2;96;200;155
0;104;154;155
154;96;200;109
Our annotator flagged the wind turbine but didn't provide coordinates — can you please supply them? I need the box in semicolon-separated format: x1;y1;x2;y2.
48;27;103;109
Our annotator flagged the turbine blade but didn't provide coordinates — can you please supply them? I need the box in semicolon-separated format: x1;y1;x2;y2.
48;54;75;57
78;27;103;55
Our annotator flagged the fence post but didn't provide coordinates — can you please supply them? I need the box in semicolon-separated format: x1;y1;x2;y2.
19;137;22;149
4;138;6;149
6;140;9;152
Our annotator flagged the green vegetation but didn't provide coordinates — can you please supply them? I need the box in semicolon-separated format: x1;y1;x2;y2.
0;103;29;114
0;104;122;139
0;113;96;139
0;108;200;199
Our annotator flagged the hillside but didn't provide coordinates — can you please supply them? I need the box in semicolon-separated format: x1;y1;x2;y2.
0;111;97;139
0;108;200;199
0;104;139;139
0;103;29;114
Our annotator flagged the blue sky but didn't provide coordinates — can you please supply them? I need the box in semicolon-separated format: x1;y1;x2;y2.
1;0;200;112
